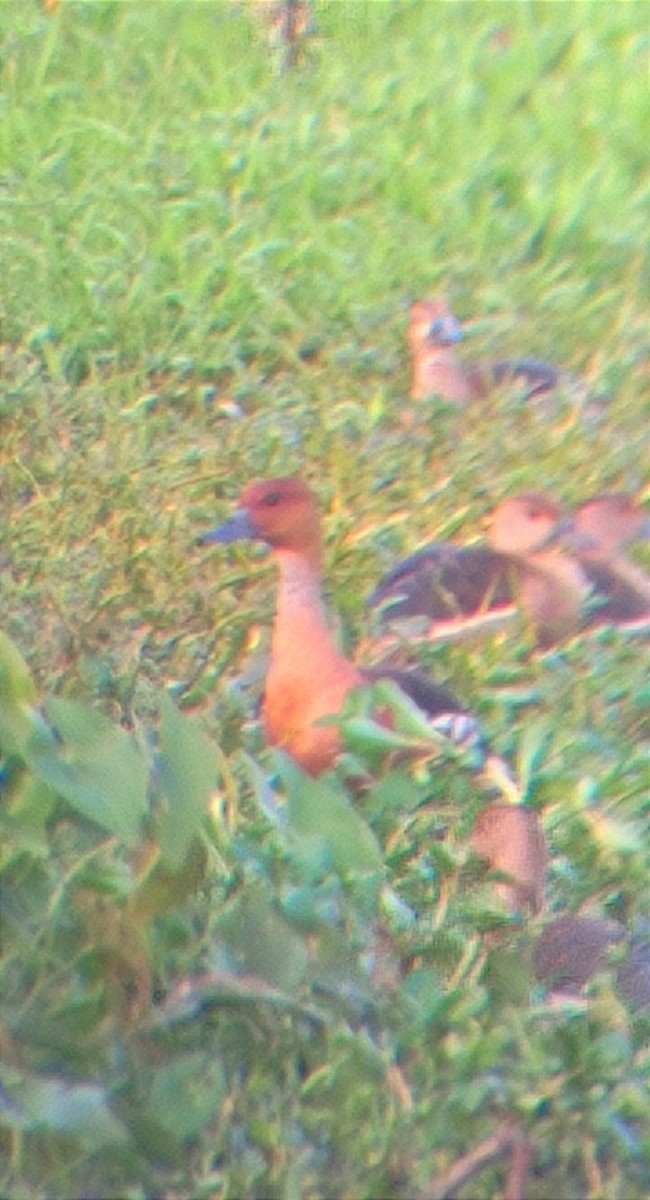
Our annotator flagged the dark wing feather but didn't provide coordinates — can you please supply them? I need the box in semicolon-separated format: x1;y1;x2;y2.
582;564;650;624
491;358;559;400
364;664;463;716
369;544;512;622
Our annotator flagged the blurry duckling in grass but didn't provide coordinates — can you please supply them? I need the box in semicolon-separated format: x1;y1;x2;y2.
409;299;558;405
575;493;650;628
532;914;650;1015
369;493;592;649
472;802;547;917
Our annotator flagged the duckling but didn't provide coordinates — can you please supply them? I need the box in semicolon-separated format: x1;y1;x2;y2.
534;915;626;1000
473;803;547;916
409;299;558;404
576;493;650;627
369;493;592;649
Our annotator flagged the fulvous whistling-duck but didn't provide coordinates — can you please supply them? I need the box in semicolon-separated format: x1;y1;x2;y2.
369;493;650;646
369;493;592;649
409;299;557;405
575;493;650;627
200;478;490;778
472;803;547;916
534;914;650;1010
534;914;626;999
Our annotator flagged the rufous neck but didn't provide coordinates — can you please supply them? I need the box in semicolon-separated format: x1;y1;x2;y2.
272;547;340;661
526;550;593;599
275;547;325;605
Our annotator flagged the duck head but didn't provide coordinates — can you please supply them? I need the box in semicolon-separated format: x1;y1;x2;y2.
487;492;589;558
409;299;464;347
576;493;650;562
199;477;323;564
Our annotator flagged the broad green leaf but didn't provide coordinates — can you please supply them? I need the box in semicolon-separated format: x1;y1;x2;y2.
7;1077;128;1149
0;631;37;707
0;770;55;858
25;698;149;845
339;681;457;768
276;755;384;879
156;693;218;868
369;679;452;742
147;1053;227;1141
281;880;344;932
0;631;46;755
369;768;427;808
342;715;433;756
217;887;309;990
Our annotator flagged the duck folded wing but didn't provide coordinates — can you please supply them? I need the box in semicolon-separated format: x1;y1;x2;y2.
369;543;513;623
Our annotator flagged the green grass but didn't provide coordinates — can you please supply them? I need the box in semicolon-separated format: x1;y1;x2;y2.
0;2;649;1198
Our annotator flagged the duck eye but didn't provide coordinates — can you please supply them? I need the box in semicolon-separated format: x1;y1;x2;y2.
262;492;282;507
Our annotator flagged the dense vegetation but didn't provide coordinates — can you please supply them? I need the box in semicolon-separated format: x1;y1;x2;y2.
0;3;648;1198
